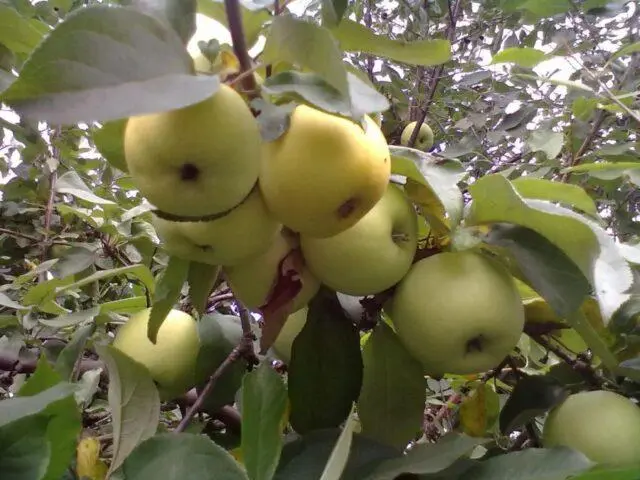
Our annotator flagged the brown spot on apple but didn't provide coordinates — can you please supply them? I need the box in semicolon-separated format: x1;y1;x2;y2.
337;197;359;219
180;163;200;181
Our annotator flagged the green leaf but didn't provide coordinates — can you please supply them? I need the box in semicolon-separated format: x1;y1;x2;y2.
121;433;248;479
499;375;568;435
148;255;190;343
357;322;425;450
288;289;364;434
562;161;640;176
96;345;160;476
57;170;116;202
572;97;599;121
2;5;220;124
0;4;47;54
321;0;348;27
459;383;500;437
519;0;572;18
241;363;288;480
263;15;349;98
320;408;358;480
38;307;100;329
0;382;76;428
55;323;96;380
98;297;148;316
55;264;156;297
511;178;598;217
262;70;389;119
610;41;640;62
463;447;593;479
128;0;197;45
572;464;640;480
0;415;50;480
196;0;269;48
362;433;488;479
526;130;564;159
0;292;28;311
187;262;220;316
513;73;594;93
92;119;128;173
49;246;98;279
482;224;591;317
491;47;549;68
331;19;451;66
390;148;465;233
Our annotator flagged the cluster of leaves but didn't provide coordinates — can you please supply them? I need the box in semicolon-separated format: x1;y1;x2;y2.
0;0;639;479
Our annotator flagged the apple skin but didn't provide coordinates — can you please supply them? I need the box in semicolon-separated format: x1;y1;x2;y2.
259;106;391;238
112;308;200;400
223;231;320;313
386;251;525;377
400;121;434;151
272;307;309;364
152;187;281;266
300;184;418;296
124;84;261;218
543;390;640;466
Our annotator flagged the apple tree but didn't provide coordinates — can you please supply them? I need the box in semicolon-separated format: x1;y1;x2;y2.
0;0;639;479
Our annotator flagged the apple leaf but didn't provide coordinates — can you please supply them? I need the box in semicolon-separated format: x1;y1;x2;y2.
125;0;197;45
263;15;349;98
357;321;425;450
262;70;389;119
459;383;500;438
320;408;359;480
276;429;400;479
0;382;76;428
609;295;640;335
288;288;363;434
0;4;47;55
499;375;568;435
390;148;465;233
54;264;156;298
187;262;221;316
148;255;189;344
121;433;248;479
54;323;96;381
482;223;591;317
361;432;489;479
571;465;640;480
491;47;550;68
55;171;116;205
2;5;220;124
466;174;632;322
241;363;288;480
321;0;348;27
462;447;593;480
511;178;598;217
0;414;51;480
526;130;564;160
91;119;128;173
331;19;451;66
96;345;160;476
196;0;269;49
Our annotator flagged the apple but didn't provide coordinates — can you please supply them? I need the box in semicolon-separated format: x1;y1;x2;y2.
259;105;391;238
386;250;525;377
112;308;200;400
272;307;309;364
300;184;418;296
223;230;320;313
543;390;640;466
124;84;261;219
152;186;281;266
400;121;434;151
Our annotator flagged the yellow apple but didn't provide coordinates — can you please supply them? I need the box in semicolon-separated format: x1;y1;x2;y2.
272;307;308;364
543;390;640;466
300;184;418;296
223;231;320;313
387;251;525;377
401;121;434;151
124;84;261;218
152;186;281;266
112;308;200;400
259;105;391;238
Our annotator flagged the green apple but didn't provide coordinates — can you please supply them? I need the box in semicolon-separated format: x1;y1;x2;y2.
153;186;281;266
223;231;320;313
543;390;640;466
272;307;308;364
112;308;200;400
386;250;525;377
400;121;434;151
124;84;261;218
300;184;418;296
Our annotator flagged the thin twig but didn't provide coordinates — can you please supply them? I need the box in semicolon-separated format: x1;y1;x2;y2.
0;228;40;243
224;0;259;98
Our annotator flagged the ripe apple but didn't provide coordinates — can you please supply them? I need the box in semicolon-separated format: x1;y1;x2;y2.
259;105;391;238
272;307;308;364
543;390;640;466
124;84;261;218
223;231;320;313
112;308;200;400
152;186;281;266
386;251;525;377
400;121;434;151
300;184;418;296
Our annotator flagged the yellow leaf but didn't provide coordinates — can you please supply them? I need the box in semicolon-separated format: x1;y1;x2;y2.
459;384;500;437
76;437;108;480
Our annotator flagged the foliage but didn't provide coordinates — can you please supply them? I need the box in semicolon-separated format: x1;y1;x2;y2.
0;0;639;479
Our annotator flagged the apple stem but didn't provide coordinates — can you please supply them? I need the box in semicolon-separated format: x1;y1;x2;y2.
224;0;259;97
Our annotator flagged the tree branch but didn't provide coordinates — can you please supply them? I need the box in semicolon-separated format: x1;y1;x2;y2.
224;0;259;98
0;228;40;243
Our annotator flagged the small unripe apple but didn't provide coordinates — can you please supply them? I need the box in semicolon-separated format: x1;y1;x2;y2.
400;121;434;151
